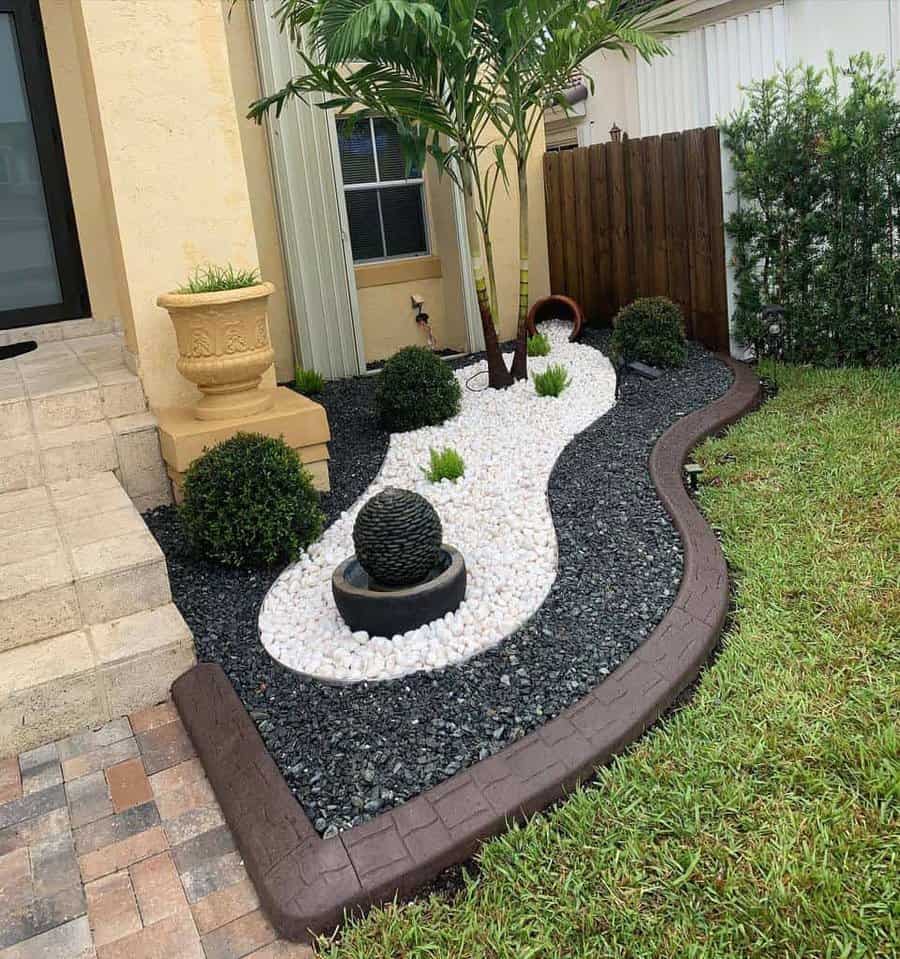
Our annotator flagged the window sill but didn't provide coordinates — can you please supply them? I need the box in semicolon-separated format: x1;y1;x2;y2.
354;255;442;290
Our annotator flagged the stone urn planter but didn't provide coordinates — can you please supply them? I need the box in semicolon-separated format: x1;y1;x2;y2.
157;282;276;421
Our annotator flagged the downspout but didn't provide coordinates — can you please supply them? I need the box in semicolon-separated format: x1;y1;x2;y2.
562;82;589;107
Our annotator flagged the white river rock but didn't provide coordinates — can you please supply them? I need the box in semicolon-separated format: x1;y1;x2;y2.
259;321;616;683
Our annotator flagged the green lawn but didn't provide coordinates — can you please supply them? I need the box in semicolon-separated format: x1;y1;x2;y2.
322;364;899;959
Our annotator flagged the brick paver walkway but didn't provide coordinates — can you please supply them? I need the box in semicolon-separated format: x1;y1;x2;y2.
0;703;313;958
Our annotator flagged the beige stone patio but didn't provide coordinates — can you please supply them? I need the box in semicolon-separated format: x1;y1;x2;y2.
0;321;193;757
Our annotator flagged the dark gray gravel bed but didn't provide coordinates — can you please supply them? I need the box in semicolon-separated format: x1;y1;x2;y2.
145;332;731;837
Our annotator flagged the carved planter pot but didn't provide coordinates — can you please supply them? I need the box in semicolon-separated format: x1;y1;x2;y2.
157;282;276;421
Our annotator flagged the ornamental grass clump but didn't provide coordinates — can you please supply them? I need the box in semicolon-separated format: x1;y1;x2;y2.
180;432;323;568
611;297;687;368
533;363;571;397
422;447;465;483
176;264;260;294
294;367;325;396
527;332;551;357
376;346;461;432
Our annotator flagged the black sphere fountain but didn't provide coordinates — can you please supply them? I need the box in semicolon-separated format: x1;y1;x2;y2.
332;487;466;636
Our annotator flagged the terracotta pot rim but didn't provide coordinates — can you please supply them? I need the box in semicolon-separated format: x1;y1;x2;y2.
157;281;275;310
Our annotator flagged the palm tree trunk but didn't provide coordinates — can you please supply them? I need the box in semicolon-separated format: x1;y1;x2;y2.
510;160;530;380
482;230;500;332
463;183;512;389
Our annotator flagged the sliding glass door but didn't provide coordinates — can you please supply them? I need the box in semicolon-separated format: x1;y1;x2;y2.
0;0;88;330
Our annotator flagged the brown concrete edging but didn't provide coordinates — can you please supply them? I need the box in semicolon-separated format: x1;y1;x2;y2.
173;355;761;943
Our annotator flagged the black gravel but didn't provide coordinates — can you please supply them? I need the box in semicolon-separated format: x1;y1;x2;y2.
145;331;731;837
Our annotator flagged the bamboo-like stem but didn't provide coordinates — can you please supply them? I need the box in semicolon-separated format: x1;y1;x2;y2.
462;169;513;389
482;230;500;331
510;158;530;380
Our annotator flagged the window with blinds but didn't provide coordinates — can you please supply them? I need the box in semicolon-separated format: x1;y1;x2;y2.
336;117;429;263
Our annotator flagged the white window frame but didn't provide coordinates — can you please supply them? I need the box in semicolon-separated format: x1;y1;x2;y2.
337;116;431;264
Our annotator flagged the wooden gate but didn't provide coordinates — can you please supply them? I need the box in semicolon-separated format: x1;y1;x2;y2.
543;126;729;351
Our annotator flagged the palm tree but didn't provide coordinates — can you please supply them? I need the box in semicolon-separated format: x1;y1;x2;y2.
478;0;669;379
250;0;670;385
250;0;518;387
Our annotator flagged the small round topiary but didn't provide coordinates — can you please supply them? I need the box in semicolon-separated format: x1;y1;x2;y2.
352;488;442;587
179;432;323;568
375;346;461;432
611;296;687;368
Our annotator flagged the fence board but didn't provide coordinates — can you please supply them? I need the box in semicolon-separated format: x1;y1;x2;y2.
589;145;613;319
543;126;729;350
606;140;630;314
560;149;580;303
574;146;598;320
662;132;693;333
543;153;565;294
644;136;668;295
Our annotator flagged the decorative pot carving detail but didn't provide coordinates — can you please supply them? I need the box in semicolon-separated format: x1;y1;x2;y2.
157;281;276;421
188;322;214;358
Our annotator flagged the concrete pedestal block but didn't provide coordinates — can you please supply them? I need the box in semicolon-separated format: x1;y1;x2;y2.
156;386;331;496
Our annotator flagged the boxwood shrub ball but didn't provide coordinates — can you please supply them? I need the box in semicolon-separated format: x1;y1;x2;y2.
353;488;442;587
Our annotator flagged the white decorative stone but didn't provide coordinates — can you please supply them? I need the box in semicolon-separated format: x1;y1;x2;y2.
259;322;616;683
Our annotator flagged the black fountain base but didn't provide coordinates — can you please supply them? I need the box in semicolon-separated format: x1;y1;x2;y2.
332;545;466;636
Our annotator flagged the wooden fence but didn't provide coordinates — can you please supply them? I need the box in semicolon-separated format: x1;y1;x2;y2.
543;126;729;351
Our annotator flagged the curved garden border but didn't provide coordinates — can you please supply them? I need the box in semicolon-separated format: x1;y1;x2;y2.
172;355;761;943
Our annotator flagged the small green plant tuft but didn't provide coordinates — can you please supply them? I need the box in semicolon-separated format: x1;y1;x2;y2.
179;432;323;568
294;367;325;396
376;346;461;432
422;447;465;483
527;332;551;357
177;264;261;294
533;364;571;397
611;296;687;368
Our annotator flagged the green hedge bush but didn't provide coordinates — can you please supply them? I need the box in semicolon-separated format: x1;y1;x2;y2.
180;432;323;568
611;297;687;368
376;346;461;432
721;54;900;366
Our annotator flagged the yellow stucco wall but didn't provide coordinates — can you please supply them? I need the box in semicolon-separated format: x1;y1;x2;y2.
350;127;551;363
40;0;550;390
351;167;470;364
66;0;273;409
483;120;551;342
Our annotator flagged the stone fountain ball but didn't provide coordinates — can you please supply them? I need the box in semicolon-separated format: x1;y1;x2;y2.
352;488;442;587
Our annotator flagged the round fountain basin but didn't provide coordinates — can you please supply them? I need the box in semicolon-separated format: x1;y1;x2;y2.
332;545;466;636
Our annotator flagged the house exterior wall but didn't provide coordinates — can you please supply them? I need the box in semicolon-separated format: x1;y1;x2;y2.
487;120;551;343
41;0;275;410
40;0;550;398
577;0;900;145
349;129;551;363
350;164;468;365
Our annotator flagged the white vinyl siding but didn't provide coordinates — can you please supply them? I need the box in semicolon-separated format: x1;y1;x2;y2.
637;3;787;136
704;4;787;123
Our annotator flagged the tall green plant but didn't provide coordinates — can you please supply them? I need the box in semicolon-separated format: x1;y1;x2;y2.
722;54;900;366
250;0;521;387
479;0;669;379
250;0;668;385
818;53;900;364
